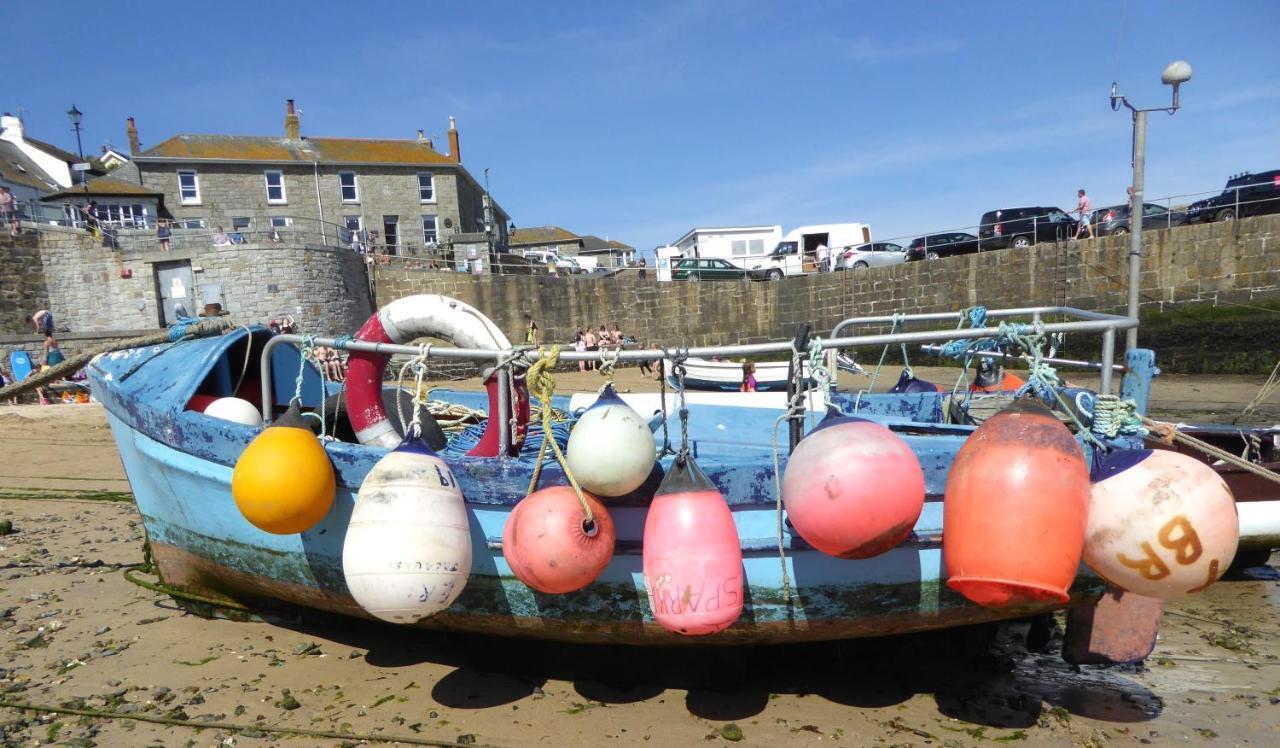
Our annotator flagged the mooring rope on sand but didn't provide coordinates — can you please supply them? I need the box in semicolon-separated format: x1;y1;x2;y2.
0;317;236;402
0;699;502;747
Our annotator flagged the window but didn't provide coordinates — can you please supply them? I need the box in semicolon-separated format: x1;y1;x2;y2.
731;240;746;256
270;216;292;228
177;170;199;204
417;173;435;202
232;217;251;231
421;215;438;245
339;172;358;202
748;239;764;254
179;218;205;229
264;171;286;203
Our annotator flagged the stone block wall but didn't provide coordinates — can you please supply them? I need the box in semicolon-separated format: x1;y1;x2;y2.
1;227;373;340
374;215;1280;373
0;234;49;334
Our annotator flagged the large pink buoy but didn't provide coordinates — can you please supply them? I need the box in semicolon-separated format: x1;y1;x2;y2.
782;414;925;558
1085;449;1239;598
642;456;743;636
503;486;615;594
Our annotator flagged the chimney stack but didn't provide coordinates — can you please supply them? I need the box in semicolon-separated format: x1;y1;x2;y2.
416;129;426;142
284;99;300;140
447;116;460;164
126;117;140;155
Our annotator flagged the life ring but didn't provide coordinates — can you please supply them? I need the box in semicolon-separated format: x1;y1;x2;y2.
346;294;529;456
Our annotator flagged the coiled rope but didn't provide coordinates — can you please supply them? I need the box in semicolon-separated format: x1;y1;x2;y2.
525;346;595;532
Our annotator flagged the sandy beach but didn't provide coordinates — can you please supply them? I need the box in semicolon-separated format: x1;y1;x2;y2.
1;367;1278;746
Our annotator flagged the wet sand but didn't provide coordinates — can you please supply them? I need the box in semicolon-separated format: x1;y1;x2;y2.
1;369;1278;746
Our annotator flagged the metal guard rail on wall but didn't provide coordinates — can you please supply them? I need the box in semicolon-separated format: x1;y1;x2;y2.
258;305;1136;456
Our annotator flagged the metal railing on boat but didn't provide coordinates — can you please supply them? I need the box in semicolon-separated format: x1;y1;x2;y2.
259;306;1135;456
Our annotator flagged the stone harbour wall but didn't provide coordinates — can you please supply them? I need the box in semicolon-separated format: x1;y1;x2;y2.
375;215;1280;374
2;226;373;340
0;235;49;335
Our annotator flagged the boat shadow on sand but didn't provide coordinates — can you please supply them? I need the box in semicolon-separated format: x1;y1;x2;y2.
238;607;1163;728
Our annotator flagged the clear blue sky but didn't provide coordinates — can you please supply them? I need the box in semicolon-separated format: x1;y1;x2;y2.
7;1;1278;256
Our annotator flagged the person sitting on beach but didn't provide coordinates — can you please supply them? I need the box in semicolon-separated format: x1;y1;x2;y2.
740;361;757;393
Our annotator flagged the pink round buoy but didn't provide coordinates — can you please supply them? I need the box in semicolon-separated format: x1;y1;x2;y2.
642;456;744;636
781;414;925;559
1085;449;1239;598
503;486;615;594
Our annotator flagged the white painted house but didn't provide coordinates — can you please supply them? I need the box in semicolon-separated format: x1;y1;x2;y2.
671;225;782;264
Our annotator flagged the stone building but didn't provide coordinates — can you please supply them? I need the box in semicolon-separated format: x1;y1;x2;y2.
508;226;584;257
111;100;509;254
1;111;109;206
579;235;636;269
40;176;162;227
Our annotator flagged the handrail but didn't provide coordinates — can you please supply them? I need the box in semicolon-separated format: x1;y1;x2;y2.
257;306;1137;426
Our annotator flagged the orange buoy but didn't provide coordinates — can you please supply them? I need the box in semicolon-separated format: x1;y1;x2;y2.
1085;449;1239;598
943;399;1090;607
503;486;615;594
232;402;335;534
642;456;743;635
782;413;925;558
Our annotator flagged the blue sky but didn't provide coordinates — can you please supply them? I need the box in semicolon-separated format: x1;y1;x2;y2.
7;1;1279;256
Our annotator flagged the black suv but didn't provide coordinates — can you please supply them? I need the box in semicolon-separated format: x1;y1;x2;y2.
1090;203;1187;236
1186;170;1280;223
905;232;980;261
977;207;1079;250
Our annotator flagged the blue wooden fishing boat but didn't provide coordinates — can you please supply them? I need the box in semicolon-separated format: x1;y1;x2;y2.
84;299;1258;650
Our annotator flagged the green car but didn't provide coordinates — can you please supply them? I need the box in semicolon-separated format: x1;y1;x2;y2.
672;257;748;281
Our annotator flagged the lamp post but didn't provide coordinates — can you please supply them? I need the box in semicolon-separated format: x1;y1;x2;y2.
66;105;87;193
1110;60;1192;352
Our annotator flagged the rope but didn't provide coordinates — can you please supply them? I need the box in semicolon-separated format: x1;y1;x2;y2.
0;699;495;748
290;335;315;406
1243;358;1280;416
525;347;595;531
855;314;908;410
0;317;235;401
769;338;823;610
597;346;620;390
231;325;255;394
1091;394;1149;440
1142;416;1280;487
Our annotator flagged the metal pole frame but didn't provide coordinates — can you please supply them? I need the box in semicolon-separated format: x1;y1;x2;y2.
257;306;1134;425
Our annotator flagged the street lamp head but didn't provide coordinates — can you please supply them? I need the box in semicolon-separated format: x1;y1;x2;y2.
1110;82;1121;111
1161;60;1192;86
1161;60;1192;110
66;105;82;127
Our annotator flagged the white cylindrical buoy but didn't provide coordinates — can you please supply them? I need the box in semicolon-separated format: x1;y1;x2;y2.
565;384;656;497
204;397;263;426
1086;449;1239;598
342;433;472;623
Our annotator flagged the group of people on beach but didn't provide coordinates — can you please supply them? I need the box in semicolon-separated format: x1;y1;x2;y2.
572;324;629;372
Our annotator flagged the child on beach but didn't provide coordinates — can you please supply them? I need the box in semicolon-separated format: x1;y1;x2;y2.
740;362;757;393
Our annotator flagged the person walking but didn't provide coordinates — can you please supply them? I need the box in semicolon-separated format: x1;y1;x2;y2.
523;312;539;346
1074;189;1093;239
816;243;831;272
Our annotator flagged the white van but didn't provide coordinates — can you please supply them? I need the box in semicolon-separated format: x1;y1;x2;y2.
747;223;872;280
522;249;581;273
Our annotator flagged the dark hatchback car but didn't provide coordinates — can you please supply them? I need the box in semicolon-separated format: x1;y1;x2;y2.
1186;169;1280;223
1090;203;1188;236
671;257;748;281
905;232;981;261
977;207;1078;249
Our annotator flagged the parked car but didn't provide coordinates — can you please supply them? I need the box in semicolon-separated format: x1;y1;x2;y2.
672;257;748;281
1186;169;1280;223
905;232;980;261
1090;203;1187;236
977;207;1078;249
836;242;908;270
522;249;583;273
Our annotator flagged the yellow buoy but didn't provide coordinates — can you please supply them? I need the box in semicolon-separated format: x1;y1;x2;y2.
232;402;335;534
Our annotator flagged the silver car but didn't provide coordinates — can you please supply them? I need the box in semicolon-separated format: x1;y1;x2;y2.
836;242;908;270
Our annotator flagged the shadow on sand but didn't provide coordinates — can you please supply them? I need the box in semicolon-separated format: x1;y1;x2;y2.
259;611;1163;727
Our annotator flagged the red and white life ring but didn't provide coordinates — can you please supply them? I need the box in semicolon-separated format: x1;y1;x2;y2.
346;294;529;456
